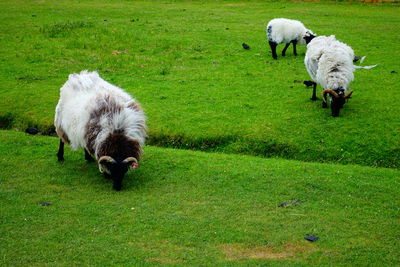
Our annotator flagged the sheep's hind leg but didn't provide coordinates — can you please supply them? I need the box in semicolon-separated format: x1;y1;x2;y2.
281;43;290;56
292;40;297;56
57;139;64;162
85;149;95;162
310;82;317;101
269;41;278;59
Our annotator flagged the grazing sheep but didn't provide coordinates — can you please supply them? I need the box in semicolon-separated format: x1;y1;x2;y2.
304;35;376;117
267;18;315;59
55;70;147;190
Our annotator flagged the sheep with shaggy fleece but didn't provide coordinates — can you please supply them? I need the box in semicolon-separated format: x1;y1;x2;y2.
55;70;147;190
304;35;376;117
267;18;315;59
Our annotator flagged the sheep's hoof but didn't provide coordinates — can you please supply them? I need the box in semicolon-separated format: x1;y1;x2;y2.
310;97;318;101
57;157;64;162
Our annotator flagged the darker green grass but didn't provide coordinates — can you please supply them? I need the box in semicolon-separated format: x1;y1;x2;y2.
40;21;94;38
1;130;399;265
0;0;399;168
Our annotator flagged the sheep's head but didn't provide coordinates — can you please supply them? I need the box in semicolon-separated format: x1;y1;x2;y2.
97;133;143;190
322;88;353;117
303;30;316;44
98;156;138;191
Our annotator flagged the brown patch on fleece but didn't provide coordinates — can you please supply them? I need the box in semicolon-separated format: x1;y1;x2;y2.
221;242;318;261
127;101;142;112
55;126;70;144
97;131;142;161
85;94;123;154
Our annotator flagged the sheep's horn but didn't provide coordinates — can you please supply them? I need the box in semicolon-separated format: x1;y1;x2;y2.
322;89;339;103
345;90;353;99
98;156;116;164
122;157;138;165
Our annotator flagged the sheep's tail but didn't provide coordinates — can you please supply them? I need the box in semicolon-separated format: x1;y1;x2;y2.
266;25;273;41
354;56;377;69
354;64;377;70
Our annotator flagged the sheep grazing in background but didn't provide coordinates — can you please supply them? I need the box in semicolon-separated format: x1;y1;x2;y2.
304;35;376;117
55;70;147;190
266;18;315;59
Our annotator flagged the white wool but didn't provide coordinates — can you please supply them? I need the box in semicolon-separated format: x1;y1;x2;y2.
267;18;313;45
304;35;355;90
54;70;146;158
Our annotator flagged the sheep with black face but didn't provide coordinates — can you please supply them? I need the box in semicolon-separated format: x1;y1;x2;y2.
55;70;147;190
304;35;355;117
267;18;315;59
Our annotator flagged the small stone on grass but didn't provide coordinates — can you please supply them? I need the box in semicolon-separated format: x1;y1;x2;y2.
26;128;39;135
38;201;53;206
242;43;250;50
305;235;319;242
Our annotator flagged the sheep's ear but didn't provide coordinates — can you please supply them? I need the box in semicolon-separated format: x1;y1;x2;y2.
98;156;116;165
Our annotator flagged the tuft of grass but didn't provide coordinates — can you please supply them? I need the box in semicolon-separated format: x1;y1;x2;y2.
0;130;399;265
0;113;15;129
40;21;94;38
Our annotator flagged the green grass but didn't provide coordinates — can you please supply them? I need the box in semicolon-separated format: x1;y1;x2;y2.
1;130;399;265
0;0;399;168
0;1;399;265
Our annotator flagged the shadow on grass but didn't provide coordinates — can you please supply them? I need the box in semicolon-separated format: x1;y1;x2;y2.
0;113;15;129
52;154;152;192
147;131;298;159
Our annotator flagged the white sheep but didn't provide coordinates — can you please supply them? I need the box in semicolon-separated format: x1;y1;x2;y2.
267;18;315;59
304;35;359;117
54;70;147;190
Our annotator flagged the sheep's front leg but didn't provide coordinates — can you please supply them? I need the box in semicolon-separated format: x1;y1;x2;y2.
57;139;64;162
292;40;297;56
84;149;95;162
281;43;291;56
269;41;278;59
310;82;317;101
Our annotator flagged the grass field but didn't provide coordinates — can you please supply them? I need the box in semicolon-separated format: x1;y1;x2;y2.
1;0;400;265
0;0;399;168
1;130;399;265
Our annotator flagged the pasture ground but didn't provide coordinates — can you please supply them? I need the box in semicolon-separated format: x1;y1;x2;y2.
1;130;399;265
0;0;399;167
0;0;399;265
